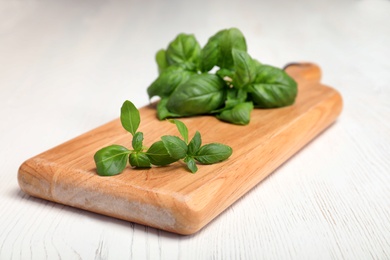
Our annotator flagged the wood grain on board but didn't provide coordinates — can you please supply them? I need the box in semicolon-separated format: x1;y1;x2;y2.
18;63;343;235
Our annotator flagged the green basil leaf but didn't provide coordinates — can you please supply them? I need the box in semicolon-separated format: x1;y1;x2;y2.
120;100;140;136
216;102;253;125
129;152;151;168
232;49;257;88
147;66;193;99
146;141;178;166
184;156;198;173
132;132;144;152
165;33;201;71
94;145;131;176
212;88;247;113
155;49;169;74
166;73;226;116
187;131;202;155
218;28;247;69
156;97;182;120
161;135;188;160
248;64;298;108
200;33;221;72
226;88;248;107
169;119;189;143
200;28;247;71
195;143;233;164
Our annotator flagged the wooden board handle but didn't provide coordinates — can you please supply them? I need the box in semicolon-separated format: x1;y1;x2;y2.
285;62;322;84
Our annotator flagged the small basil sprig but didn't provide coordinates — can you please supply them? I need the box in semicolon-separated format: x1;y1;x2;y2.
94;100;232;176
147;28;298;125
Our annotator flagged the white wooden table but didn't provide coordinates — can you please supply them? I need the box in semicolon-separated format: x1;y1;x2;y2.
1;0;389;259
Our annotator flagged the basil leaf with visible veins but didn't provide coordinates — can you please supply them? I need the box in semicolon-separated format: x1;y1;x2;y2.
231;49;257;89
129;152;151;168
132;132;144;152
187;131;202;155
165;33;201;71
94;145;131;176
184;156;198;173
120;100;140;136
146;141;178;166
169;119;189;144
195;143;233;164
147;66;193;99
217;102;254;125
200;28;247;71
161;135;188;160
166;73;226;116
248;64;298;108
218;28;247;69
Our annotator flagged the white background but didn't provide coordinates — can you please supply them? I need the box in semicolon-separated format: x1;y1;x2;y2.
1;0;389;259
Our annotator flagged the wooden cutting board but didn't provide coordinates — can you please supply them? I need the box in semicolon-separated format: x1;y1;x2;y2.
18;63;343;235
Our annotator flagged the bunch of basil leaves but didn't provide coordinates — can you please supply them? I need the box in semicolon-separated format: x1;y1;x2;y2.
147;28;297;125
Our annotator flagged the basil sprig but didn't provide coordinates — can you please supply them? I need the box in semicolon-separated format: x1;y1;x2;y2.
147;28;297;125
94;100;232;176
